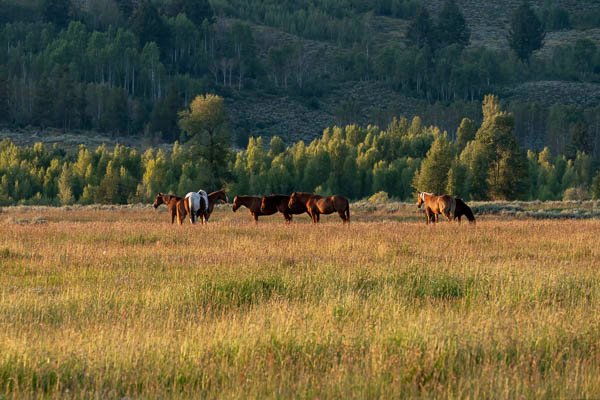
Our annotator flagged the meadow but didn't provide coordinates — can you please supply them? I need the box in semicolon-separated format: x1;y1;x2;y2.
1;203;600;398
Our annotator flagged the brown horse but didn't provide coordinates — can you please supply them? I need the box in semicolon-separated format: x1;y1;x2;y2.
288;192;350;224
260;194;307;223
232;195;275;223
181;189;228;224
454;198;476;224
417;192;456;224
153;193;186;224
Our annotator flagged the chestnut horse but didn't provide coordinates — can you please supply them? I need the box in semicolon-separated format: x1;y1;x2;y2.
417;192;456;224
179;189;228;224
288;192;350;224
260;194;307;223
232;195;274;223
454;198;476;224
153;193;186;224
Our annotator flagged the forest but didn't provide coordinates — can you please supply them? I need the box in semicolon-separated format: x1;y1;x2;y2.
1;0;600;204
1;94;599;205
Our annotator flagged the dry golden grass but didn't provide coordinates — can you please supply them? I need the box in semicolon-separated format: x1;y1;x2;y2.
1;205;600;398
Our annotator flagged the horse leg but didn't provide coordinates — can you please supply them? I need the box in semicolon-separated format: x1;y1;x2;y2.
253;213;259;224
284;213;292;223
425;208;430;225
338;210;346;223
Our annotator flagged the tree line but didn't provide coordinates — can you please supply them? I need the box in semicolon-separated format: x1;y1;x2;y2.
1;94;599;206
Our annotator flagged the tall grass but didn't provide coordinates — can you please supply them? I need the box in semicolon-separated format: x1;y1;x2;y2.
1;206;600;398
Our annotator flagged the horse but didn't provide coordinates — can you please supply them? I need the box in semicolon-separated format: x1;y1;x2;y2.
153;193;186;224
260;194;307;223
454;198;476;224
183;190;209;224
203;189;229;221
416;192;456;224
288;192;350;224
232;195;274;223
181;189;228;224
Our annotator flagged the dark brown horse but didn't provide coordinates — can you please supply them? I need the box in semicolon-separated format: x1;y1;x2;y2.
288;192;350;224
417;192;456;224
454;198;476;224
232;195;274;223
153;193;186;224
260;194;307;223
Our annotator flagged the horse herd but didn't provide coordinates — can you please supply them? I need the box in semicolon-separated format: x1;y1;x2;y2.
153;190;475;225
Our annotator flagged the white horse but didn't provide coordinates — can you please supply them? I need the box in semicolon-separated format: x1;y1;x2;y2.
184;190;209;224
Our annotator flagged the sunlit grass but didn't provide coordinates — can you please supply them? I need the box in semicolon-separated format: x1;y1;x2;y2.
1;205;600;398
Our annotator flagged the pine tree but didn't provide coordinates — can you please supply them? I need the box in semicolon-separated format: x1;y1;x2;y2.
475;95;528;199
437;0;470;48
508;2;545;62
43;0;72;29
130;0;168;49
406;7;435;49
33;78;54;128
168;0;214;25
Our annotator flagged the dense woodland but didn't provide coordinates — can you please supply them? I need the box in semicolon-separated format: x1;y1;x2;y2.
1;0;600;204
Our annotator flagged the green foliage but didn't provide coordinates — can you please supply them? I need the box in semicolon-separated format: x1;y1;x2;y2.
437;0;470;48
413;133;454;194
406;8;435;48
43;0;72;28
178;94;231;187
508;2;545;62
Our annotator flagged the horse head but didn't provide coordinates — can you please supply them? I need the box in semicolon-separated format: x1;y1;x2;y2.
232;195;240;212
153;193;164;209
211;189;228;204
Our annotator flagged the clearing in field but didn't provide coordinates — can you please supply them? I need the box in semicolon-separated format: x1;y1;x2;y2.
1;205;600;398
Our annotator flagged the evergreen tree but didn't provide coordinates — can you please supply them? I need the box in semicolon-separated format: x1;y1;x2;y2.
168;0;214;25
437;0;470;48
508;2;545;62
566;122;591;159
148;85;181;141
43;0;72;29
475;95;528;199
406;7;435;48
116;0;137;19
33;78;54;128
130;0;168;49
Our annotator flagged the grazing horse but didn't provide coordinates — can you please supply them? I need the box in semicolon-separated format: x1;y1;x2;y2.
183;190;209;224
454;198;476;224
232;195;274;223
153;193;186;224
260;194;307;223
417;192;456;224
288;192;350;224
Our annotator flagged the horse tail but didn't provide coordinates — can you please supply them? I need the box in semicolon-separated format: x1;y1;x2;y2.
345;200;350;223
188;195;195;224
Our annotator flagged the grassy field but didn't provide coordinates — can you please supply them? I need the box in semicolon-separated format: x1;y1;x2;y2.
1;204;600;398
